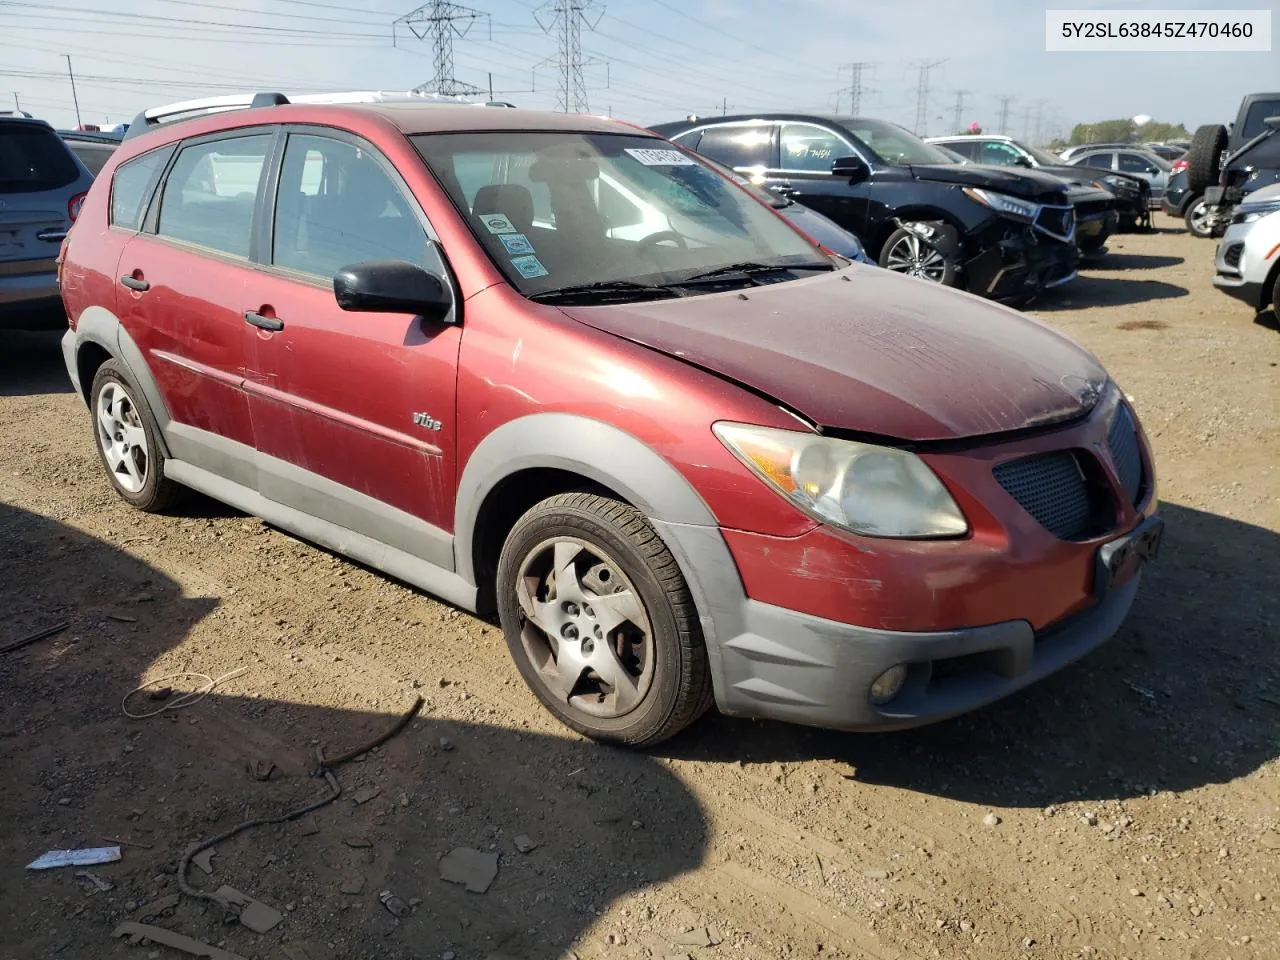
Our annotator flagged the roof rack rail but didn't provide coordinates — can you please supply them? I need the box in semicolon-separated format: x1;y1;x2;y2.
121;89;516;142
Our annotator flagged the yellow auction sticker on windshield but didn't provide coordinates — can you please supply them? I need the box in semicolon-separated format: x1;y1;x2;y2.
625;148;698;166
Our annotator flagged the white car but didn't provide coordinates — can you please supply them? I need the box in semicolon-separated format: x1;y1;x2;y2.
1212;183;1280;313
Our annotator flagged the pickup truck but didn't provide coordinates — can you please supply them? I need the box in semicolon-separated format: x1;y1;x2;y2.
1185;92;1280;237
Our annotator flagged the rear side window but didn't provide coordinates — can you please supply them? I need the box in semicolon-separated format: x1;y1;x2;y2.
1241;100;1280;140
0;122;79;194
110;145;175;231
941;140;980;160
696;125;773;169
157;134;270;258
1080;153;1113;170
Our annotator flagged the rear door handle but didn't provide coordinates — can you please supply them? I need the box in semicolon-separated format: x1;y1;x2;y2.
120;275;149;292
37;229;68;243
244;310;283;332
771;182;796;197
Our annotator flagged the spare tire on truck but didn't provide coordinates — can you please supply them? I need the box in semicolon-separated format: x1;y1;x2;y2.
1186;124;1227;193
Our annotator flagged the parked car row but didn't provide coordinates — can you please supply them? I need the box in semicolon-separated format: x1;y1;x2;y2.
48;91;1162;745
652;114;1116;302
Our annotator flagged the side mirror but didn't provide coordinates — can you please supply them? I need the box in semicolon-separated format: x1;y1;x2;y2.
831;155;870;183
1015;156;1033;168
333;260;453;322
1264;115;1280;131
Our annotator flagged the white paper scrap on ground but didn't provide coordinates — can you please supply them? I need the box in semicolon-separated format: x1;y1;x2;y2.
27;846;122;870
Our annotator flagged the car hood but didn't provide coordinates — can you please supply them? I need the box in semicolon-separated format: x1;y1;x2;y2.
558;267;1108;442
908;163;1069;203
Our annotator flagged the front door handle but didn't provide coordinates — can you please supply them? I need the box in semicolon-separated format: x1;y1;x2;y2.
244;310;283;332
120;275;149;292
771;182;796;197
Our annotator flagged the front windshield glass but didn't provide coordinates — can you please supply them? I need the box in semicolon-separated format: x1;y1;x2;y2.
1024;143;1066;167
412;131;826;297
837;118;956;166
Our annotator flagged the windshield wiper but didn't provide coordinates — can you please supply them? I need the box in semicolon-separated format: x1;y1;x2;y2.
527;280;681;305
673;260;835;285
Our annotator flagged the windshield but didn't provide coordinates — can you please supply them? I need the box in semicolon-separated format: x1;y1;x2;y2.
1024;143;1065;167
413;131;826;298
837;118;956;166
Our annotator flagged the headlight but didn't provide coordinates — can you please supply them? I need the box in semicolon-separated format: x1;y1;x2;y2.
961;187;1039;221
1233;200;1280;224
713;423;968;539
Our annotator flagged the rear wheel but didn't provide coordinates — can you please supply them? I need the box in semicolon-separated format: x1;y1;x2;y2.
1186;124;1227;194
90;360;181;512
1184;197;1213;238
495;492;713;747
878;224;958;286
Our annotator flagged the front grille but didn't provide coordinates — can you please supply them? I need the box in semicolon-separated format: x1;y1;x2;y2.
993;451;1109;540
1034;204;1075;241
1107;403;1144;505
1222;242;1243;270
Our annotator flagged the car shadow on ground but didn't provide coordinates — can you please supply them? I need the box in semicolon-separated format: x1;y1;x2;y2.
0;502;708;960
1034;275;1189;311
665;502;1279;809
0;331;74;397
1252;308;1280;333
1094;253;1185;270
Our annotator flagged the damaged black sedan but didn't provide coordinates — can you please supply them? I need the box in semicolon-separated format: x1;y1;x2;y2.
651;114;1078;302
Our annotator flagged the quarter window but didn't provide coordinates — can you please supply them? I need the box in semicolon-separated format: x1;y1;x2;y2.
156;135;270;258
109;145;175;231
272;134;429;279
779;124;850;172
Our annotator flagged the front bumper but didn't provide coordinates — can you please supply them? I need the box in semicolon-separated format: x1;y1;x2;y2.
656;515;1156;732
965;223;1078;300
1211;274;1263;307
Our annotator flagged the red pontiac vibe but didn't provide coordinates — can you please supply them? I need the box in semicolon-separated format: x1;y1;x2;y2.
57;94;1163;745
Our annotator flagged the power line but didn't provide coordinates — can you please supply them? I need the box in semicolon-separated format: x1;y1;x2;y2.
911;59;946;137
534;0;606;113
62;54;81;128
393;1;491;96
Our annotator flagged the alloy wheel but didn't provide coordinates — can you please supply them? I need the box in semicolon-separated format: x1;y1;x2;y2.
514;536;655;719
883;231;949;282
1186;201;1212;237
96;381;149;494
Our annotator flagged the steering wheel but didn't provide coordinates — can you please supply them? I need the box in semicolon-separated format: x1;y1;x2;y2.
636;230;689;257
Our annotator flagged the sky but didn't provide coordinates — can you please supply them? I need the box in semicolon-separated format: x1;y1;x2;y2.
1;0;1277;139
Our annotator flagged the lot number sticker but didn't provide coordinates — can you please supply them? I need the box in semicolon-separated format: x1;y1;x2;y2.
499;233;535;256
510;254;550;279
480;213;517;234
624;147;698;166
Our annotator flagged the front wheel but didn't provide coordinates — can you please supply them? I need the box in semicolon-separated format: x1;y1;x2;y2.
879;224;958;286
1184;198;1213;238
495;492;713;746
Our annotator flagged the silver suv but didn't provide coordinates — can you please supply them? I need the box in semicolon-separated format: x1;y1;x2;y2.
1;116;93;330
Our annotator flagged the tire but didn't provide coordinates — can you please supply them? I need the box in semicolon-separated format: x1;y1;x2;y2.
1079;235;1107;257
89;359;182;512
1271;269;1280;315
1183;196;1213;238
1186;124;1227;194
495;491;713;747
878;223;958;286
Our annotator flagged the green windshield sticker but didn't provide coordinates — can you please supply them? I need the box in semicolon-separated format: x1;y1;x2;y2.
499;233;535;256
480;213;516;234
510;254;549;279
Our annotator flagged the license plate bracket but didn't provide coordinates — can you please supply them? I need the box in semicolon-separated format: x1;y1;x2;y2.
1096;515;1164;594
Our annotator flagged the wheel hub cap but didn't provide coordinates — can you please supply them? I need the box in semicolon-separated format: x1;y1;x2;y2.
515;537;654;719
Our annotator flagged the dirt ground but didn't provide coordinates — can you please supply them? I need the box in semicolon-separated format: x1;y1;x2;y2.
1;216;1277;960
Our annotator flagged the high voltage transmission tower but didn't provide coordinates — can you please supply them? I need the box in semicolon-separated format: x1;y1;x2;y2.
838;62;874;116
535;0;607;113
393;1;490;97
911;59;946;136
995;94;1015;135
951;89;970;134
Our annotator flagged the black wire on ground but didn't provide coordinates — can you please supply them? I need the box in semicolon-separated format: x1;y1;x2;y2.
176;696;426;909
